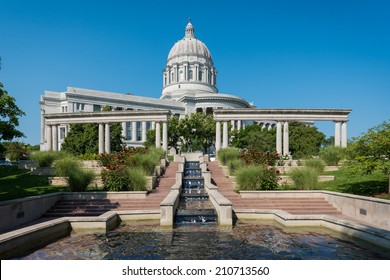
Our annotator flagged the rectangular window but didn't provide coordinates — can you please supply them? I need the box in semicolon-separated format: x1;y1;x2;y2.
59;127;66;140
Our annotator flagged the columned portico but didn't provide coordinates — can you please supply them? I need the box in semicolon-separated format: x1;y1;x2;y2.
44;110;171;153
214;109;352;155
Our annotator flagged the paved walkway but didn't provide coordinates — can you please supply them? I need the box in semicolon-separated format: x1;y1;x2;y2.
207;161;341;215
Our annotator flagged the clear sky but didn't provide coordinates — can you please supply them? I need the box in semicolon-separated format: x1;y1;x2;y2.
1;0;389;145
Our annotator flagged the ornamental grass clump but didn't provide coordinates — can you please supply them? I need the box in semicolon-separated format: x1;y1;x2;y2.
217;148;241;165
228;158;243;175
304;158;325;174
31;151;66;167
289;167;319;190
236;165;279;191
319;146;345;166
54;157;95;192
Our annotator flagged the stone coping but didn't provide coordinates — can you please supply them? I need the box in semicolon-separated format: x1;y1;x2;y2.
234;209;390;249
239;190;390;203
0;209;160;259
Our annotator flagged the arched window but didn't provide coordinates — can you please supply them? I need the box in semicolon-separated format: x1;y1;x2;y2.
189;70;193;80
179;70;184;81
198;70;202;81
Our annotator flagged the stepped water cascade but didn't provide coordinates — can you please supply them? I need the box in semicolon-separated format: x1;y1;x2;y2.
175;161;217;224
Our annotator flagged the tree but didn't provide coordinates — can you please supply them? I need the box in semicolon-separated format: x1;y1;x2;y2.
61;123;123;155
289;122;326;158
178;113;215;153
346;120;390;192
231;122;325;158
0;82;25;141
231;124;275;151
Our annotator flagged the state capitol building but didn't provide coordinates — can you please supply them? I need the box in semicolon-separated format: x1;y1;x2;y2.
39;20;253;151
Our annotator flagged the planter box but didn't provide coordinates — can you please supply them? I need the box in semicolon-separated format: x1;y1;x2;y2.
48;176;103;187
31;167;56;176
146;176;157;191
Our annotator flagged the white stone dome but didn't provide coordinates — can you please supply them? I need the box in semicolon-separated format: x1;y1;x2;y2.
162;19;218;98
167;31;212;62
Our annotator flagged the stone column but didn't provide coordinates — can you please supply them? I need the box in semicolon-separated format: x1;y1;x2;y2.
142;121;147;143
155;122;161;148
162;121;168;152
131;121;137;142
231;120;235;131
341;122;347;148
215;121;221;152
276;121;282;155
99;123;104;154
105;123;111;153
47;125;52;151
52;125;58;151
222;121;228;148
334;122;341;147
40;110;45;144
283;122;289;156
121;122;127;140
237;120;241;130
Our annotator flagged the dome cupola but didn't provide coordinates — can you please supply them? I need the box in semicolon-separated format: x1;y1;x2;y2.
162;19;218;99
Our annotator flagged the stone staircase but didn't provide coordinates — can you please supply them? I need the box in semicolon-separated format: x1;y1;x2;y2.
44;161;179;217
207;161;341;216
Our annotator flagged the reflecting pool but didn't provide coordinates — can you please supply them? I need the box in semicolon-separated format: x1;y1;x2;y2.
21;221;390;260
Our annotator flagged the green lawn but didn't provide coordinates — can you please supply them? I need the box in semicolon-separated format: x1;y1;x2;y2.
0;166;69;202
277;168;389;199
318;169;388;198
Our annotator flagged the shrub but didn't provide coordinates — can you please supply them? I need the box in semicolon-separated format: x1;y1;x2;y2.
31;151;66;167
290;167;319;190
54;157;95;192
236;164;279;191
240;148;279;166
101;166;130;191
101;167;147;191
304;158;325;174
133;153;157;175
217;148;241;165
127;167;147;191
228;158;243;175
319;146;345;166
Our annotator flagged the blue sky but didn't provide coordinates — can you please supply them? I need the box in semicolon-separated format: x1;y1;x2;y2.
1;0;389;145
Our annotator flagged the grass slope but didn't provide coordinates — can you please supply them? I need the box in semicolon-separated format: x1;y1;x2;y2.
0;166;69;202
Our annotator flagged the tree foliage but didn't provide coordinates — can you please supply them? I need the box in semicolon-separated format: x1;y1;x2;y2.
178;113;215;153
288;122;326;158
346;120;390;176
231;122;325;158
0;82;25;141
231;124;275;151
61;123;123;155
145;113;216;153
